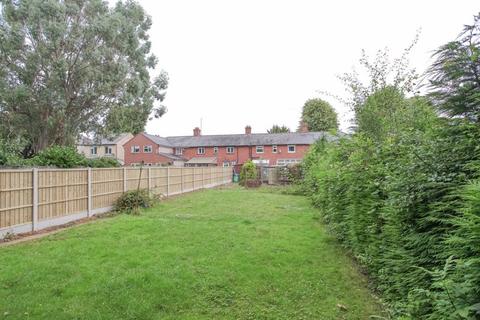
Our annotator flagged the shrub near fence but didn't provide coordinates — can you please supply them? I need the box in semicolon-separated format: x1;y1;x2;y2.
0;166;232;237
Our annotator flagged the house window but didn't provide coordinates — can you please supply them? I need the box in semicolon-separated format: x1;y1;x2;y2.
175;147;183;155
213;147;218;154
272;145;278;153
131;145;140;153
91;146;97;155
144;145;152;153
223;161;230;167
104;146;112;155
197;147;205;155
256;146;264;153
226;146;235;154
288;145;296;153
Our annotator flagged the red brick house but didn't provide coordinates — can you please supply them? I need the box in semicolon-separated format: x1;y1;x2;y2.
123;126;337;167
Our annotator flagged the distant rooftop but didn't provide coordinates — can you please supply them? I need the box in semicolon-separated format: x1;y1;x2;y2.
77;133;131;145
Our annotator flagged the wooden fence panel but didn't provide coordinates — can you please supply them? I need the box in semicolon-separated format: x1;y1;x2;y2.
169;168;182;194
92;168;123;210
1;166;232;237
150;167;168;196
183;167;194;191
0;170;33;228
126;168;148;191
38;169;88;220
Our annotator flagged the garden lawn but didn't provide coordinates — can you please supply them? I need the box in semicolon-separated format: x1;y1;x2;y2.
0;186;384;319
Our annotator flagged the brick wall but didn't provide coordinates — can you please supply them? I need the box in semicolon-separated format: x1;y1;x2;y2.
182;144;310;166
123;134;173;166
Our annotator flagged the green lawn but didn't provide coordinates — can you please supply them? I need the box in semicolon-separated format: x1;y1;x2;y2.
0;186;383;319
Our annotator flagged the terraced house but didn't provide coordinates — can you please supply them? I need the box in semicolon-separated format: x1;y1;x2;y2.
123;126;336;167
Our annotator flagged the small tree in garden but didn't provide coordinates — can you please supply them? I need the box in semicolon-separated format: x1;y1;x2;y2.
240;160;257;185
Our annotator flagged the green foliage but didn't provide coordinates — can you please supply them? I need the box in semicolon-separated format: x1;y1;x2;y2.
4;145;121;168
114;189;155;215
300;98;338;132
239;160;257;185
0;138;26;166
301;117;480;318
29;146;87;168
0;0;168;153
428;14;480;122
299;28;480;317
88;157;120;168
267;124;290;133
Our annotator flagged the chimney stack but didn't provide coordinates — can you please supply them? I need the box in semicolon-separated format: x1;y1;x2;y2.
193;127;201;136
245;125;252;135
298;121;309;133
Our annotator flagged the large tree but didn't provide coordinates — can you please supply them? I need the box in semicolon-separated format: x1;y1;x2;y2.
0;0;167;154
428;13;480;122
300;98;338;132
267;124;290;133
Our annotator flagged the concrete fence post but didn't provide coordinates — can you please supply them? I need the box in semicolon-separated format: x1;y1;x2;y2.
32;168;38;231
166;167;170;197
123;167;127;192
148;167;151;192
87;168;92;217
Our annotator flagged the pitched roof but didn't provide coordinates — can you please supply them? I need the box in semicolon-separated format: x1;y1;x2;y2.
158;152;185;161
77;133;131;146
165;132;337;147
142;133;173;147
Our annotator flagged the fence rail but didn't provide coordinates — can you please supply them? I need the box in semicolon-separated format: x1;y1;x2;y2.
0;166;232;237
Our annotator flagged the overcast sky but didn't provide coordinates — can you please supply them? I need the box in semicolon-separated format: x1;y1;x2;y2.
138;0;479;136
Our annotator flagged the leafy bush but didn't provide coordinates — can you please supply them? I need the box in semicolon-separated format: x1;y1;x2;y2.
30;146;88;168
88;157;120;168
114;189;156;214
1;145;121;168
278;163;303;184
239;160;257;186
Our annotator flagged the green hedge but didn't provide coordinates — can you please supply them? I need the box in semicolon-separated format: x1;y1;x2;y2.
301;121;480;318
0;145;120;168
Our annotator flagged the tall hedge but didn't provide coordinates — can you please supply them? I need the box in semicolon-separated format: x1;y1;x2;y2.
301;120;480;318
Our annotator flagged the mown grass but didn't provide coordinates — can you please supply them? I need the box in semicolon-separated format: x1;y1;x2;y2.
0;186;384;319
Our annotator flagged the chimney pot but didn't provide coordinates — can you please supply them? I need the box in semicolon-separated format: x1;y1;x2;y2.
193;127;201;136
245;125;252;134
298;121;309;133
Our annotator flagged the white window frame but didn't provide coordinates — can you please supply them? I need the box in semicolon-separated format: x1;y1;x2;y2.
91;146;97;155
256;146;264;153
104;146;112;155
277;159;301;166
175;147;183;155
131;145;140;153
144;145;152;153
213;147;218;154
272;145;278;153
197;147;205;155
288;145;296;153
226;146;235;154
